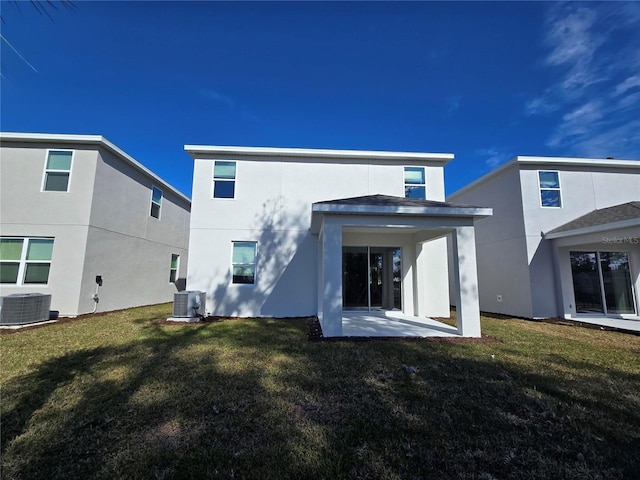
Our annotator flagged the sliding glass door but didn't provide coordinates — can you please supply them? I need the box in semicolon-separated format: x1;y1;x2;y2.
342;247;369;309
570;251;636;315
570;252;604;313
599;252;635;314
342;247;401;311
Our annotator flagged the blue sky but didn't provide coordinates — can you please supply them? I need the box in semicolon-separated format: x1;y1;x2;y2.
2;1;639;197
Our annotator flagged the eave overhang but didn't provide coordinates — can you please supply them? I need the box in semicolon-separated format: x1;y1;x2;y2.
544;218;640;240
310;195;492;234
544;201;640;240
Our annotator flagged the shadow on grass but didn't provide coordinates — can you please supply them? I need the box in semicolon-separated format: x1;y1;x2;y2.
2;318;639;479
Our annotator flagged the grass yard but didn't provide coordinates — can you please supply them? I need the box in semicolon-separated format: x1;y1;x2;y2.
1;305;639;480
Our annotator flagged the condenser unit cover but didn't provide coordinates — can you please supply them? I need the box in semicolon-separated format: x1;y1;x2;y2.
0;293;52;325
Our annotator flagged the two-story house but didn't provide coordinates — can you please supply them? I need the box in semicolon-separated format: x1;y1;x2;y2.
448;156;640;327
0;133;191;318
185;145;491;337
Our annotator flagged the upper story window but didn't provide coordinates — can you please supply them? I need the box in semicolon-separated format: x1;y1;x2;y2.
169;254;179;283
0;237;54;285
404;167;426;199
43;150;73;192
150;186;163;219
213;161;236;198
232;241;256;284
538;171;562;208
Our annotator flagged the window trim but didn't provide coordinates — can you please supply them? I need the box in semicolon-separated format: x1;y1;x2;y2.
538;170;562;208
41;149;74;193
404;166;426;199
169;254;179;283
0;237;54;286
150;185;163;219
212;161;237;199
231;241;257;285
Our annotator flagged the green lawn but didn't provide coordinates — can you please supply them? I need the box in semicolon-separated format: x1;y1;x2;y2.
1;304;639;479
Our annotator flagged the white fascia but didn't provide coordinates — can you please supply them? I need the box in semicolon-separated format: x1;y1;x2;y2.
1;132;191;203
184;144;454;164
516;156;640;169
544;218;640;240
310;204;493;234
312;203;493;217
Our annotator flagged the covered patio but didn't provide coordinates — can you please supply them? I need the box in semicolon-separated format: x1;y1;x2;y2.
342;309;460;337
546;202;640;327
311;195;492;338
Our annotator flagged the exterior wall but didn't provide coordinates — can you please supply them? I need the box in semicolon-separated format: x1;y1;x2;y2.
448;165;533;317
519;166;640;318
1;137;191;317
0;142;97;315
415;237;450;317
79;226;189;314
80;148;190;314
449;160;640;319
0;224;90;317
0;143;98;226
188;154;448;317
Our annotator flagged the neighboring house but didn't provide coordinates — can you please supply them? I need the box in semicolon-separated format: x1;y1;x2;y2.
0;133;191;317
185;145;491;337
448;156;640;323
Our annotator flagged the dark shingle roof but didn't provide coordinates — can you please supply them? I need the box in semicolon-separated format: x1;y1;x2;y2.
546;202;640;236
313;194;478;209
310;195;493;234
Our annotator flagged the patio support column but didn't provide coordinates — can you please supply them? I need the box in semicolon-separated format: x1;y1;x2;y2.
317;228;324;322
320;219;343;337
401;239;416;316
451;226;481;337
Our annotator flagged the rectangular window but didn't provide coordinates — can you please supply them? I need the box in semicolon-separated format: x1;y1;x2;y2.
213;161;236;199
43;150;73;192
539;171;562;207
404;167;426;199
150;186;162;219
0;237;54;285
232;241;256;284
170;254;179;283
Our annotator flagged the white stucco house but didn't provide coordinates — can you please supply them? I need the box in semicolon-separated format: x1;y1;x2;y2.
185;145;491;337
0;133;191;318
448;156;640;327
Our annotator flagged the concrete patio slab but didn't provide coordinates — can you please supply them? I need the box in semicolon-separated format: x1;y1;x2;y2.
566;315;640;333
342;309;460;337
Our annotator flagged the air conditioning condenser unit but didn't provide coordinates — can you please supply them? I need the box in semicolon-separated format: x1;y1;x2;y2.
0;293;52;325
172;291;206;318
